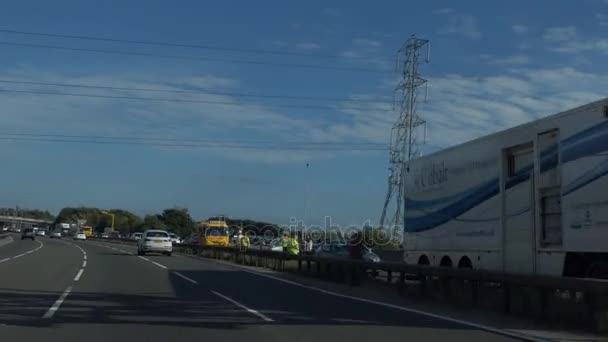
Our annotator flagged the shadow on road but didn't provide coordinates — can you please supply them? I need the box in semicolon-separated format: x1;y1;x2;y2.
0;268;470;331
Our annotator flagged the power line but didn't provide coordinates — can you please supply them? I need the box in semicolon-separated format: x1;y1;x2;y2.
0;28;391;62
0;131;386;147
0;88;391;112
0;79;391;104
0;41;388;73
0;134;388;151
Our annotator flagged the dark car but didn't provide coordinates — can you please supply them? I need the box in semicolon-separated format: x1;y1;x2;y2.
21;228;35;240
314;243;381;262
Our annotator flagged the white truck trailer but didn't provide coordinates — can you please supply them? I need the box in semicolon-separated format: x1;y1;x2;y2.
402;98;608;277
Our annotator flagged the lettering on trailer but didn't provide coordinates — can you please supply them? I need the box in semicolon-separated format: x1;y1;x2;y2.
413;162;448;191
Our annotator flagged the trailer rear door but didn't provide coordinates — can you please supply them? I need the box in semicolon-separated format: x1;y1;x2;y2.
502;143;536;274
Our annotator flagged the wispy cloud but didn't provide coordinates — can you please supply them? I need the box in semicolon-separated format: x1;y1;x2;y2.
0;66;389;164
339;38;389;69
511;24;529;34
353;38;382;48
322;8;342;17
543;26;608;54
341;50;361;59
420;67;607;150
597;13;608;26
433;8;454;15
488;55;530;66
437;11;482;40
295;42;320;51
543;26;578;41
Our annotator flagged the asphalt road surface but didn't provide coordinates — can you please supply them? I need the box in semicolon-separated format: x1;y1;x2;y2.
0;235;533;341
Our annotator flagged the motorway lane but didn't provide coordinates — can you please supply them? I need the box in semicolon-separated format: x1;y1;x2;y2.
0;233;44;262
76;241;524;342
2;240;283;341
0;236;83;326
0;238;531;341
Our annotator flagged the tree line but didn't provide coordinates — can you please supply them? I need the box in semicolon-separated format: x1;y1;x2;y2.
54;207;280;238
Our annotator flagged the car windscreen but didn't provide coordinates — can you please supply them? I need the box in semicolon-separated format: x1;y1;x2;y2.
23;228;33;233
146;232;168;238
168;233;177;238
205;228;227;236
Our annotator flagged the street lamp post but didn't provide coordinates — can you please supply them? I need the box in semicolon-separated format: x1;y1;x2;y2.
101;210;115;232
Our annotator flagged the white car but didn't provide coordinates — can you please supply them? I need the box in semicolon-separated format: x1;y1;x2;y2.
138;230;172;256
73;233;86;240
168;233;181;245
35;230;46;237
50;231;62;239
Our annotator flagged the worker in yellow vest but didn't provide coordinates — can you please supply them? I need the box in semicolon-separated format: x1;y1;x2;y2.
237;230;250;251
282;232;299;255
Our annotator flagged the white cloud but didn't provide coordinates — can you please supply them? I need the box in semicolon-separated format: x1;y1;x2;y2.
512;24;529;34
353;38;381;48
0;66;391;164
488;55;530;66
437;13;482;40
418;67;607;150
295;42;320;51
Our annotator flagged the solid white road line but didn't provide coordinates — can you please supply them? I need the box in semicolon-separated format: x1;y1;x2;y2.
82;260;87;268
138;256;149;261
74;269;84;281
42;286;72;319
12;253;26;259
0;258;10;263
207;259;549;342
173;271;198;284
211;290;274;322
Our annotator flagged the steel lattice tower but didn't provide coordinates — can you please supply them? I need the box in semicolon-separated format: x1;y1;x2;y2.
379;35;430;231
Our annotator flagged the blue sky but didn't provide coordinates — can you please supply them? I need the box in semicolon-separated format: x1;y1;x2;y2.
1;0;608;226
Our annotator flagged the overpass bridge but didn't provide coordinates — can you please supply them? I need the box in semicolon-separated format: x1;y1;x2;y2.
0;215;53;227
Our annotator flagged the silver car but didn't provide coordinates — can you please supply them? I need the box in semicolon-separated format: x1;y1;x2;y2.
137;230;172;256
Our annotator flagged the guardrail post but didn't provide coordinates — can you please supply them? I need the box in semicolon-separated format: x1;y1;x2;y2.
538;287;548;316
440;276;451;302
387;270;392;283
307;260;311;272
316;260;321;276
471;280;478;307
298;259;302;271
398;272;406;294
419;272;427;297
503;284;511;313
